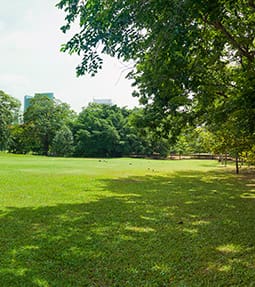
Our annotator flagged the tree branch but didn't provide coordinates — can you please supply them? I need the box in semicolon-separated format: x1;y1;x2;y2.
212;21;254;62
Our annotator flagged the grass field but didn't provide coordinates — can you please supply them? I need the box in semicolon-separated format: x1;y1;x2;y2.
0;153;254;286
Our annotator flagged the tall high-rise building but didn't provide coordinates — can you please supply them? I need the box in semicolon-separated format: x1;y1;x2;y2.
24;95;33;111
93;98;112;105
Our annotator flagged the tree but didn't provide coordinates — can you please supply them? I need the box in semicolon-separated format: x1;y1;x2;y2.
57;0;255;147
51;125;74;157
0;90;20;150
128;107;171;157
8;123;34;154
23;95;75;155
73;103;123;157
207;109;254;174
72;103;169;158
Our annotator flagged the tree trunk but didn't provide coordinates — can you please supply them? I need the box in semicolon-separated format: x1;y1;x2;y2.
235;153;239;174
43;135;49;156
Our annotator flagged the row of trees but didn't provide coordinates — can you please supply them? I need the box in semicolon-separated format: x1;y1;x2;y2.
1;89;255;170
1;92;173;157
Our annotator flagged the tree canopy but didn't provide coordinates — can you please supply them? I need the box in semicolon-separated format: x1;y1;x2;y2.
23;95;75;155
0;90;20;150
57;0;255;139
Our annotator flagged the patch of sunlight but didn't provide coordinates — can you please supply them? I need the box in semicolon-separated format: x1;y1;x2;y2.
67;246;101;258
240;193;255;199
182;228;198;235
218;265;232;272
145;210;155;214
48;235;66;242
15;268;28;276
10;248;18;256
205;262;231;273
119;234;135;241
21;245;39;251
140;215;156;221
200;175;215;183
0;268;28;276
125;200;138;204
92;226;111;235
33;278;49;287
189;214;199;218
185;201;195;205
57;213;89;222
192;220;210;226
152;263;170;274
115;193;141;198
246;183;255;187
69;246;83;254
0;210;9;218
125;226;155;233
128;267;139;274
216;243;243;254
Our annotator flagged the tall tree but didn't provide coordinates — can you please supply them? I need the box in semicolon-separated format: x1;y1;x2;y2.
0;90;20;150
23;95;75;155
73;103;123;157
51;125;74;157
57;0;255;142
9;123;34;154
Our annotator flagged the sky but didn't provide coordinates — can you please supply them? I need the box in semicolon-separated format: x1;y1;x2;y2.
0;1;139;112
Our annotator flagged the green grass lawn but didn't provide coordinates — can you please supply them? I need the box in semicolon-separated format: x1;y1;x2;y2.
0;153;254;286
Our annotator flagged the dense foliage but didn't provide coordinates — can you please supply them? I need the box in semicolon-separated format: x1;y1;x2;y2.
22;95;75;155
1;89;254;170
0;90;20;150
5;95;171;157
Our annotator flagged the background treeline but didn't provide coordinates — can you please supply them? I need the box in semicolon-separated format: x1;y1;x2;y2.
1;91;172;158
1;90;255;168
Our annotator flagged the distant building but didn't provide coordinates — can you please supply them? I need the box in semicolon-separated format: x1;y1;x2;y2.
93;98;112;105
24;92;54;111
24;95;33;111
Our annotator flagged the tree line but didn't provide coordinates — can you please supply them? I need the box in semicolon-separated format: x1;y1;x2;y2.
0;91;171;157
1;89;255;170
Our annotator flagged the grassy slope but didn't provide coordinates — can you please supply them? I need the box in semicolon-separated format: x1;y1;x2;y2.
0;153;254;286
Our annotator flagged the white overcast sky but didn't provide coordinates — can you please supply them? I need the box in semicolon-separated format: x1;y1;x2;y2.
0;1;139;112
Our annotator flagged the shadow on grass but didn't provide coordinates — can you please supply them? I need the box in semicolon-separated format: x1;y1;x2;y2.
0;170;255;286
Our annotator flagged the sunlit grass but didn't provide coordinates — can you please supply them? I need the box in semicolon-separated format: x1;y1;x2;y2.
0;153;254;286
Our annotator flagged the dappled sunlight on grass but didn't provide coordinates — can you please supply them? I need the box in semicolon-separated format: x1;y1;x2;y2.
0;156;255;286
182;227;198;235
216;244;243;254
125;226;155;233
240;192;255;199
192;220;210;226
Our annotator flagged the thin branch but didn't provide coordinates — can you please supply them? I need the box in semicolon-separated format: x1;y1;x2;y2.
115;66;134;86
212;21;254;62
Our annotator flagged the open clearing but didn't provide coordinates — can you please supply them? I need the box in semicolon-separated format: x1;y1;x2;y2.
0;153;254;286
